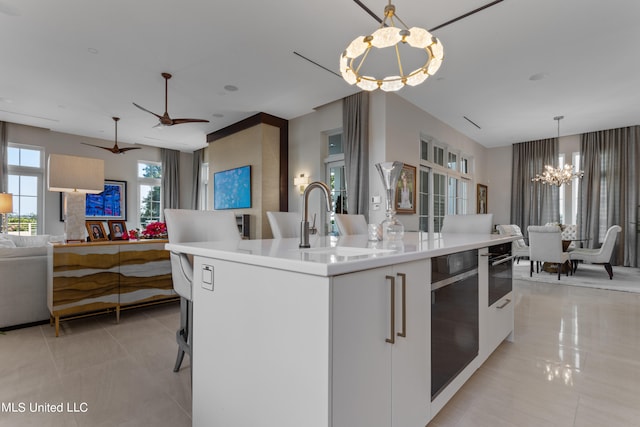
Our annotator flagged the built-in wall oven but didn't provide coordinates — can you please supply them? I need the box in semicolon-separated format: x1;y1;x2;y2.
487;243;513;307
431;249;479;400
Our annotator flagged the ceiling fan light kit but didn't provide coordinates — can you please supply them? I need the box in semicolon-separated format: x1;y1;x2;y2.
340;1;444;92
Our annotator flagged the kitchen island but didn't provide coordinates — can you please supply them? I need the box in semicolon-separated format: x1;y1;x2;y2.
166;232;517;427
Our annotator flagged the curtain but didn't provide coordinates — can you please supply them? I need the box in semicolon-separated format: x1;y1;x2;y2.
510;138;559;237
579;126;638;267
343;92;369;221
191;148;205;209
0;121;7;193
161;148;180;210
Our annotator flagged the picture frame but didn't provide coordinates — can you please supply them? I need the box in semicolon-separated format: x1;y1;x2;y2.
396;164;416;214
477;183;488;214
60;180;127;222
107;220;128;240
86;221;108;242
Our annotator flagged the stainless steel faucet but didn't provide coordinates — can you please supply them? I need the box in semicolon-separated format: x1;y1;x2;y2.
299;181;332;248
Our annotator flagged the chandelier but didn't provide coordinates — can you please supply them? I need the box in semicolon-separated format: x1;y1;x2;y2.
339;1;444;92
532;116;584;186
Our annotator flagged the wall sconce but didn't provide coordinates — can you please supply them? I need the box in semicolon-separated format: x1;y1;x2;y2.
293;174;310;194
0;193;13;235
48;154;105;242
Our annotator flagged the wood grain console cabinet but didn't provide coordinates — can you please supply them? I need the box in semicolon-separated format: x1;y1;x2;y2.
47;239;176;336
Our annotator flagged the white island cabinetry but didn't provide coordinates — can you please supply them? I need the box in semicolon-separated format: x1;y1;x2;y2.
168;232;517;427
332;259;430;427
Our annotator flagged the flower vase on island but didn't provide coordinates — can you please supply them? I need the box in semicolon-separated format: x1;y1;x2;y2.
375;161;405;241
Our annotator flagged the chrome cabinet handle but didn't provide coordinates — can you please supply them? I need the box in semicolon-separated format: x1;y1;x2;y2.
496;298;511;309
397;273;406;338
385;275;395;344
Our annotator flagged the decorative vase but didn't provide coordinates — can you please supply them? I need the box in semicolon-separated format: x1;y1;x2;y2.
375;161;405;241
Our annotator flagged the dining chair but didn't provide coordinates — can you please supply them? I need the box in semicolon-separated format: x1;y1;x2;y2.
527;225;571;280
569;225;621;279
334;214;368;235
266;211;300;238
496;224;529;263
164;209;241;372
441;214;494;234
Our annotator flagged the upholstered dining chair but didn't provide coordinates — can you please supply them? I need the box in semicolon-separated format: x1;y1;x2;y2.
164;209;241;372
334;214;368;236
569;225;622;279
266;211;300;238
441;214;494;234
527;225;571;280
496;224;529;263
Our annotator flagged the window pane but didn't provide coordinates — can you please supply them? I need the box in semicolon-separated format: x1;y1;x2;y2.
447;153;457;170
138;162;162;178
418;169;429;232
328;133;343;156
139;184;161;227
420;140;429;161
7;146;40;167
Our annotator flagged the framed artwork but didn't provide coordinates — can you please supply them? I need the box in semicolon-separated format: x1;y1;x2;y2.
86;221;108;242
477;184;488;214
60;180;127;222
396;164;416;214
107;220;128;240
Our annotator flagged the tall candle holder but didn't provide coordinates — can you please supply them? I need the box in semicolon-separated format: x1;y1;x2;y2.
375;161;405;240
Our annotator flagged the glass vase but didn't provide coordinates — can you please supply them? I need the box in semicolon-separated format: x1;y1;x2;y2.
375;161;405;241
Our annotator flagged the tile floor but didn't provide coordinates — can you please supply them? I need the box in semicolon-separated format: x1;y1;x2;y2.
2;279;640;427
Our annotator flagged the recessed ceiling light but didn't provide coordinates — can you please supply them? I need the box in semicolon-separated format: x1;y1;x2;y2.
529;72;548;81
0;97;13;104
88;48;99;54
212;113;224;118
224;85;238;92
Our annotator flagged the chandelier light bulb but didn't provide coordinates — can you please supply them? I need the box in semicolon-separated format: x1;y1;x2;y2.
339;1;444;92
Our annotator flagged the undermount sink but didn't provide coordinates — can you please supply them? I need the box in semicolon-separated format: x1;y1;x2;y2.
298;246;395;258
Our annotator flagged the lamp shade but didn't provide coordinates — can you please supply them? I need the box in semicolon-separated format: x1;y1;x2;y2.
48;154;104;193
0;193;12;214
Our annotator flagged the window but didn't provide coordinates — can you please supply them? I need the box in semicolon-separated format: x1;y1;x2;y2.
199;163;209;210
7;143;44;235
571;152;580;225
418;135;473;232
558;154;565;224
325;130;345;235
138;161;162;228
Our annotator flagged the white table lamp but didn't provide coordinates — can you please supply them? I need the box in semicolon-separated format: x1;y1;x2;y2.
48;154;105;242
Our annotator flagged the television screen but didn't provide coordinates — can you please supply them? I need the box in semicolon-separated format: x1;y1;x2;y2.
214;165;251;210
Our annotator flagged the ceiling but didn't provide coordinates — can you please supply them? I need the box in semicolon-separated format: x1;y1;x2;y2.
1;0;639;152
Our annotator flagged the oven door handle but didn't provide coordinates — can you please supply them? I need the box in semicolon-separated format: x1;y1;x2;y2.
491;254;516;267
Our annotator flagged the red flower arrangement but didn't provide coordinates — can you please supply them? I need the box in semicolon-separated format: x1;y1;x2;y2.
141;221;167;239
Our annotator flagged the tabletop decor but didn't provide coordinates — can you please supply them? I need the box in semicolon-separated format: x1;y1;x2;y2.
141;221;167;239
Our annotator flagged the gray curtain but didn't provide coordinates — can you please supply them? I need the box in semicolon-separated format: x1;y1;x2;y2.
579;126;638;267
343;92;369;221
0;121;7;193
161;148;180;209
191;148;205;209
510;138;559;237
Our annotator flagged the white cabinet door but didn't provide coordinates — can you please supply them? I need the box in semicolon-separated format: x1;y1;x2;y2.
331;260;430;427
332;266;392;427
390;260;430;427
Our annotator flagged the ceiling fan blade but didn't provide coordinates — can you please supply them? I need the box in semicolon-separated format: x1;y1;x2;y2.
82;142;116;152
133;102;162;119
117;147;142;153
172;118;210;125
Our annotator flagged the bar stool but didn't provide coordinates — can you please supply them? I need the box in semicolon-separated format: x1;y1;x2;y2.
164;209;241;372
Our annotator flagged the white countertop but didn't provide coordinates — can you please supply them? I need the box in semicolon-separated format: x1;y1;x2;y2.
166;232;517;277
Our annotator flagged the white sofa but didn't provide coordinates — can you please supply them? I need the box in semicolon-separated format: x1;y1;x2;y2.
0;234;62;328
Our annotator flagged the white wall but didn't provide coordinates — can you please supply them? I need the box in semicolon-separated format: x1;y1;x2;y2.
6;122;193;236
288;93;490;231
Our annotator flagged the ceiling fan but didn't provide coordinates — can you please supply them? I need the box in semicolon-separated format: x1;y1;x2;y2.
82;117;141;154
133;72;210;127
